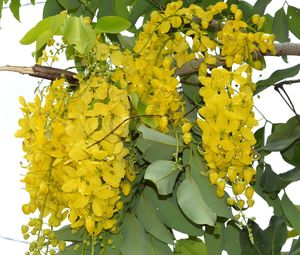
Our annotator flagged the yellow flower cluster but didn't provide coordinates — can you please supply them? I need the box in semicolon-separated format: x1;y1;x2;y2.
16;75;136;253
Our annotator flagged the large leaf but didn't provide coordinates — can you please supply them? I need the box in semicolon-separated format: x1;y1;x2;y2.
121;214;152;255
20;12;67;52
114;0;130;20
255;64;300;94
43;0;64;18
144;160;180;195
281;142;300;166
104;232;124;255
58;0;81;10
63;16;96;54
188;147;232;218
281;193;300;234
137;124;178;162
177;172;216;226
272;8;290;42
258;116;300;152
290;237;300;255
204;224;224;255
224;221;242;255
174;239;208;255
259;164;287;192
9;0;20;21
137;192;174;244
148;234;173;255
253;0;271;15
287;5;300;40
240;217;287;255
95;16;131;33
143;186;203;236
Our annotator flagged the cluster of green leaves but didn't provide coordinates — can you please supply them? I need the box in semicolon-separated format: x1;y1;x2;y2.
4;0;300;254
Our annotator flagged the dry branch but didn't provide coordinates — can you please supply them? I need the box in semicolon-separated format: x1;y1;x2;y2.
0;43;300;82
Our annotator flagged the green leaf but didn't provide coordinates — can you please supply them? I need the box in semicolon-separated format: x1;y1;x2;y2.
240;217;287;255
143;185;203;236
148;234;173;255
290;237;300;255
20;12;67;52
58;0;81;10
137;192;174;244
238;1;254;21
54;225;86;242
174;239;208;255
260;14;273;33
43;0;64;18
279;165;300;183
104;232;124;255
145;160;180;195
258;116;300;152
272;8;290;42
259;164;287;192
253;0;271;15
188;147;232;218
9;0;20;21
130;0;153;26
281;193;300;234
57;243;84;255
121;214;152;255
254;126;265;149
177;173;216;226
137;124;178;162
204;224;224;255
97;0;113;18
114;0;130;20
63;16;96;54
95;16;131;33
281;142;300;166
255;64;300;94
118;35;136;50
287;5;300;40
224;221;241;255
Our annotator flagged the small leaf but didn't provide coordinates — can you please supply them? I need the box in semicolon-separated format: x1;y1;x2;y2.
254;126;265;149
253;0;271;15
144;160;180;195
288;5;300;40
281;193;300;234
10;0;20;21
272;8;290;42
54;225;86;242
174;239;208;255
118;35;136;50
256;64;300;94
177;174;216;226
137;193;174;244
95;16;131;33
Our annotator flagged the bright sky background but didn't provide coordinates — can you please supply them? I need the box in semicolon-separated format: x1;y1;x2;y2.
0;1;299;254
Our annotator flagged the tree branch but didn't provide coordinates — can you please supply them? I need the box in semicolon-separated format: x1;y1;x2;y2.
0;43;300;82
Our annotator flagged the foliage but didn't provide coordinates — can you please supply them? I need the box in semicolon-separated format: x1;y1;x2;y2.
4;0;300;254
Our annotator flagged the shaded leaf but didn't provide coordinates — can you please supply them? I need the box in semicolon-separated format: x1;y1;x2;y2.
188;147;232;218
290;237;300;255
145;160;180;195
137;193;174;244
43;0;64;18
177;173;216;226
104;232;124;255
238;1;254;21
281;193;300;234
204;224;224;255
174;239;208;255
137;124;178;162
97;0;113;18
287;5;300;40
253;0;271;15
255;64;300;94
281;142;300;166
118;35;136;50
260;164;287;192
58;0;81;10
121;214;152;255
272;8;289;42
114;0;130;20
224;221;242;255
254;126;265;149
258;116;300;152
55;225;85;242
148;234;173;255
280;165;300;183
143;185;203;236
95;16;131;33
130;0;154;26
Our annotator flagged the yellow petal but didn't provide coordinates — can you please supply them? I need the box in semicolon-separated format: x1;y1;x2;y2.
92;198;103;217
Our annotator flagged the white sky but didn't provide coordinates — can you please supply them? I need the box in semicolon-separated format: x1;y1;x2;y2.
0;1;299;254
